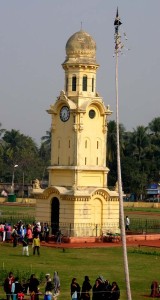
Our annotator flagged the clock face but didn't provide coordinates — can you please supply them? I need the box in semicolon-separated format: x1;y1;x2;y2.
60;106;70;122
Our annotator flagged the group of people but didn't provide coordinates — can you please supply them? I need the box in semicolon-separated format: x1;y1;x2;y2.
11;221;43;256
3;271;120;300
3;271;60;300
71;276;120;300
0;221;50;244
0;220;52;256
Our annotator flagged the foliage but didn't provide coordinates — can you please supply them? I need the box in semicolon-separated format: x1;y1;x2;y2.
107;117;160;198
129;248;160;256
0;204;35;225
0;116;160;198
0;129;49;188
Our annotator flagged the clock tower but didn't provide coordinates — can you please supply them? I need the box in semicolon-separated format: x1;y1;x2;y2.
36;30;119;237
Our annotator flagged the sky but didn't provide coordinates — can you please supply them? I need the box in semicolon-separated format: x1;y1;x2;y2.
0;0;160;145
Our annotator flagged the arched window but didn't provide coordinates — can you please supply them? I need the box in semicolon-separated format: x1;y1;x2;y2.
66;76;68;92
69;140;70;148
83;75;87;91
72;76;76;91
85;157;87;165
92;77;94;92
85;140;87;148
96;157;98;165
97;141;99;149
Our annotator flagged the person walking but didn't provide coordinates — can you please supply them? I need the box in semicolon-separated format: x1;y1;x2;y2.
44;223;50;243
56;230;62;244
32;235;40;256
22;234;29;256
11;226;19;247
125;216;130;231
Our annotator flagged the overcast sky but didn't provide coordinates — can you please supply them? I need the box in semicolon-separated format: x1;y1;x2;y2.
0;1;159;145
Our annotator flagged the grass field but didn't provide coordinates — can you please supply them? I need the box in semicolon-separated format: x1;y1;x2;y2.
1;203;160;221
124;206;160;219
0;242;160;300
0;204;160;299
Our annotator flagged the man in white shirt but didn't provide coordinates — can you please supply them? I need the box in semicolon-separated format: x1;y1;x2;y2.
125;216;130;230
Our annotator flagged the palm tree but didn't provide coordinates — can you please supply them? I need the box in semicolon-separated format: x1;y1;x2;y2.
3;129;24;165
39;129;51;183
0;122;6;137
40;129;51;161
107;120;125;163
2;129;43;184
41;129;51;150
131;126;149;161
0;122;6;152
149;117;160;136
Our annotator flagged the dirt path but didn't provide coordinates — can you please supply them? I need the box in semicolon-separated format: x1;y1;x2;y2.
41;239;160;249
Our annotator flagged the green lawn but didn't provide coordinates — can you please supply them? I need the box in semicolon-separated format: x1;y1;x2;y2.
0;204;35;225
0;242;159;300
0;204;160;299
0;204;160;224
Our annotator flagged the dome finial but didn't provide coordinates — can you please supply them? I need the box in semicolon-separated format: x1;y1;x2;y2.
80;21;83;31
64;30;97;65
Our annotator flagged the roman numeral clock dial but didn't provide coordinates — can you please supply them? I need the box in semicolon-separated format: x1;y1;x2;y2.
60;106;70;122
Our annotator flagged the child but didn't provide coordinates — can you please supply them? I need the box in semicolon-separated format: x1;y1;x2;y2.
22;234;29;256
32;235;40;255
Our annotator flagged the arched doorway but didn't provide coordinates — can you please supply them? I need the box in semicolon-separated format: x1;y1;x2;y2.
51;197;60;234
91;198;102;236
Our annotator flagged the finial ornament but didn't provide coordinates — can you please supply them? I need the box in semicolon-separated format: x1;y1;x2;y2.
114;7;122;28
114;7;123;53
114;7;130;56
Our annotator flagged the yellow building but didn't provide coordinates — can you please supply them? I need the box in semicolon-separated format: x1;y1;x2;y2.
35;30;119;237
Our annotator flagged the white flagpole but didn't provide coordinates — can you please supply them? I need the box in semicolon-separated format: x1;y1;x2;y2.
114;8;132;300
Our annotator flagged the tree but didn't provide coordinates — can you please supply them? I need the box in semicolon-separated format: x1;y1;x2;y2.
149;117;160;136
0;123;6;182
130;126;149;161
107;120;125;164
40;130;51;162
2;129;45;185
41;129;51;150
0;122;6;138
39;129;51;183
107;121;126;187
